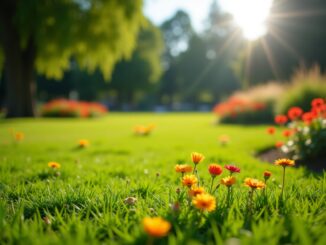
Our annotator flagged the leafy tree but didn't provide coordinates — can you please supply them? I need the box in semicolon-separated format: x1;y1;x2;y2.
158;10;195;106
108;20;163;108
0;0;144;117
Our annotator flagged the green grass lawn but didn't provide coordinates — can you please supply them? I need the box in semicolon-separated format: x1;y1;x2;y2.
0;113;325;245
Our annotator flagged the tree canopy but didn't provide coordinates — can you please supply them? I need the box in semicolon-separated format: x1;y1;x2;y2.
0;0;144;116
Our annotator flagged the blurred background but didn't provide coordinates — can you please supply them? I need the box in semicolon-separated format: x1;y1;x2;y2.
0;0;325;118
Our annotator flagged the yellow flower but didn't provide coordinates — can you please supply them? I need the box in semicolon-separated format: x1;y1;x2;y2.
48;162;61;169
182;174;198;188
244;178;265;190
175;164;192;173
78;139;89;148
143;217;171;237
191;152;205;164
134;125;154;136
220;176;236;187
15;132;24;141
188;186;205;197
192;193;216;212
274;158;295;167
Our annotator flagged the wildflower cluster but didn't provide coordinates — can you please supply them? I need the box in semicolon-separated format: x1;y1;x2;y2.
41;99;107;118
267;98;326;160
139;152;296;240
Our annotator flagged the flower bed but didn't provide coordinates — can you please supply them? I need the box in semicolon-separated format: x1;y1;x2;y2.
213;97;273;124
40;99;108;118
267;98;326;160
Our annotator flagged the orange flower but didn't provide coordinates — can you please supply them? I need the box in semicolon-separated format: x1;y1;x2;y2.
15;132;24;141
263;171;272;180
275;141;284;148
191;152;204;164
134;124;155;136
282;129;293;138
274;158;295;167
266;127;275;135
192;193;216;212
175;164;192;173
244;178;265;190
78;139;89;148
182;175;198;188
48;162;61;169
220;176;236;187
143;217;171;237
188;186;205;197
208;164;223;176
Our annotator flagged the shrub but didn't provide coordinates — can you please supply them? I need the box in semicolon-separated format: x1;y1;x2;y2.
276;66;326;114
40;99;108;118
271;98;326;160
213;97;274;124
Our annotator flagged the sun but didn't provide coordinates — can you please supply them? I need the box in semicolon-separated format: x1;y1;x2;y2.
220;0;273;40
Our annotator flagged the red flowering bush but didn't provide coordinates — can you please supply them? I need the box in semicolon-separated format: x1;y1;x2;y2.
270;98;326;160
41;99;108;118
213;97;274;124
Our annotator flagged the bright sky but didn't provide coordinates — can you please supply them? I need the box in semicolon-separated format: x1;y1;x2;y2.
144;0;274;39
144;0;213;31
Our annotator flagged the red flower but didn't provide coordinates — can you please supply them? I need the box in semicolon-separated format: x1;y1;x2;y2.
275;141;283;148
311;103;326;116
225;165;240;173
282;129;293;138
274;115;288;125
311;98;324;108
266;127;276;135
208;164;223;176
288;107;303;120
263;171;272;178
302;112;315;125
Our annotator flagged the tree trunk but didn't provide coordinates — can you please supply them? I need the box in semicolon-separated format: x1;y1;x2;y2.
0;0;36;118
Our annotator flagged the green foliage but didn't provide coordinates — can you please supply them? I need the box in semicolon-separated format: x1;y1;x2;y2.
109;20;164;104
2;0;144;80
0;49;4;74
219;105;274;125
0;113;325;244
276;83;326;114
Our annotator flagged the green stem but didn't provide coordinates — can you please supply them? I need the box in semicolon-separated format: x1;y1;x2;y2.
281;166;286;198
213;184;220;194
227;186;232;206
146;236;154;245
248;189;254;216
209;176;215;193
192;164;197;174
